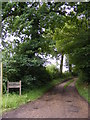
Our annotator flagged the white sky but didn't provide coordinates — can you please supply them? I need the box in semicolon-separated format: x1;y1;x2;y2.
38;54;68;72
47;56;69;72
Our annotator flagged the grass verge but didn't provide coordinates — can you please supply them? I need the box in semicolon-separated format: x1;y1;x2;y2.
2;77;68;113
75;79;90;104
64;79;74;89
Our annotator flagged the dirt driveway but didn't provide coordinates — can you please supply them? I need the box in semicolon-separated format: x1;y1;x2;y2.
3;78;89;118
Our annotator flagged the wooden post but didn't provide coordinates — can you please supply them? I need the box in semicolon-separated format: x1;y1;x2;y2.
1;62;3;96
20;80;21;95
7;81;9;93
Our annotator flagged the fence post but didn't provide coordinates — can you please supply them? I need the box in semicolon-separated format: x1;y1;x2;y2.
20;80;21;95
7;81;9;93
1;62;3;96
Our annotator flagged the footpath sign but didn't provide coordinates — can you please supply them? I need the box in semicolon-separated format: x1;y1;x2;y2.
7;81;21;95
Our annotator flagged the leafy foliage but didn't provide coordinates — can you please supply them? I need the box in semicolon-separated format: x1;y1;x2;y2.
2;2;90;94
46;65;59;79
53;7;90;82
76;78;90;103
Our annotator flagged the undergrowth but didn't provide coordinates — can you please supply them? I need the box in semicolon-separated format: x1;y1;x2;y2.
75;79;90;104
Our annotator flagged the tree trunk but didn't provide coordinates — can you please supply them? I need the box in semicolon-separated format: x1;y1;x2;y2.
68;56;72;73
60;54;64;75
69;63;72;73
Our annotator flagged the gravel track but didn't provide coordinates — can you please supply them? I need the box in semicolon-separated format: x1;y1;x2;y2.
3;78;89;118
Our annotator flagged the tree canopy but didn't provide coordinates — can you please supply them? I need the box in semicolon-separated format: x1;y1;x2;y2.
2;2;90;90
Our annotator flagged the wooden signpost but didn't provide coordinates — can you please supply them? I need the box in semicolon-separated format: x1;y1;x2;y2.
0;62;3;120
7;81;21;95
0;62;3;96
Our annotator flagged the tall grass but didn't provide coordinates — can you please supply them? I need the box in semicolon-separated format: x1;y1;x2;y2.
75;79;90;104
64;79;74;89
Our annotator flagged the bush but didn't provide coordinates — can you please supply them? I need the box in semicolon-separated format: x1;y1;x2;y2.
28;66;51;83
79;70;89;83
2;53;51;92
20;65;51;90
46;65;59;79
61;72;72;79
21;75;37;89
72;66;78;76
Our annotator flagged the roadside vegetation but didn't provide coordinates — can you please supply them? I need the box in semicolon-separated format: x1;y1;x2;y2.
64;79;74;89
2;73;72;112
76;79;90;104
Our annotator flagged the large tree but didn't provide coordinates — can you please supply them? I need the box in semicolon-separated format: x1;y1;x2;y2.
53;2;90;82
2;2;89;87
2;2;66;76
